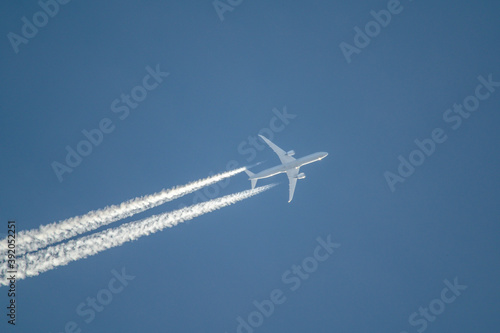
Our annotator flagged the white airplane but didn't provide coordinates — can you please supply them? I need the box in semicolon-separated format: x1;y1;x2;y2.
244;135;328;202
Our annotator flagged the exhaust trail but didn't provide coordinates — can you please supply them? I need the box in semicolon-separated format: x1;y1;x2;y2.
0;167;246;257
0;184;274;285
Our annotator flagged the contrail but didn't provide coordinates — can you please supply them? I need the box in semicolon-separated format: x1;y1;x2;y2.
0;185;274;285
0;167;246;257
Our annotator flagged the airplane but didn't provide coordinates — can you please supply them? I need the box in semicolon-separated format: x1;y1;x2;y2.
244;135;328;202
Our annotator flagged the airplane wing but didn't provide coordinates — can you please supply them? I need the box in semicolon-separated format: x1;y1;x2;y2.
258;135;295;165
286;167;300;202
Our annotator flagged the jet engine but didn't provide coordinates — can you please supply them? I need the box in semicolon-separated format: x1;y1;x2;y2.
296;173;306;179
286;150;295;157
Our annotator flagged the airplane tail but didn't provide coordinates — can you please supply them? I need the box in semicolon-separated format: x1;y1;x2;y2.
244;169;255;177
244;169;257;189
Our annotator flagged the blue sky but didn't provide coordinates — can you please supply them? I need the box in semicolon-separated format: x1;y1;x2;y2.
1;0;499;332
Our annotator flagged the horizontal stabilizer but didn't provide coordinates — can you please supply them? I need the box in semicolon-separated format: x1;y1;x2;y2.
244;169;255;178
244;169;257;189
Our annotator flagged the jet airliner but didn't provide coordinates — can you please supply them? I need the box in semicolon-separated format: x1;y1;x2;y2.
244;135;328;202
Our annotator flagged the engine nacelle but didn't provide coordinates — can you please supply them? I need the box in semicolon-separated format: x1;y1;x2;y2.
296;173;306;179
286;150;295;157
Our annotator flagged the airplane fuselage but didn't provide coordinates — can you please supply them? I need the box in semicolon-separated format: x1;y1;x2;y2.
250;152;328;180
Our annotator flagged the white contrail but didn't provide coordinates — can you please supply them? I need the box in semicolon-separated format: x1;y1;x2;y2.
0;185;274;285
0;167;246;257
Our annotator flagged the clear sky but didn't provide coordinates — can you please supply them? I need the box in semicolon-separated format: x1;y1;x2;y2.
1;0;499;332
